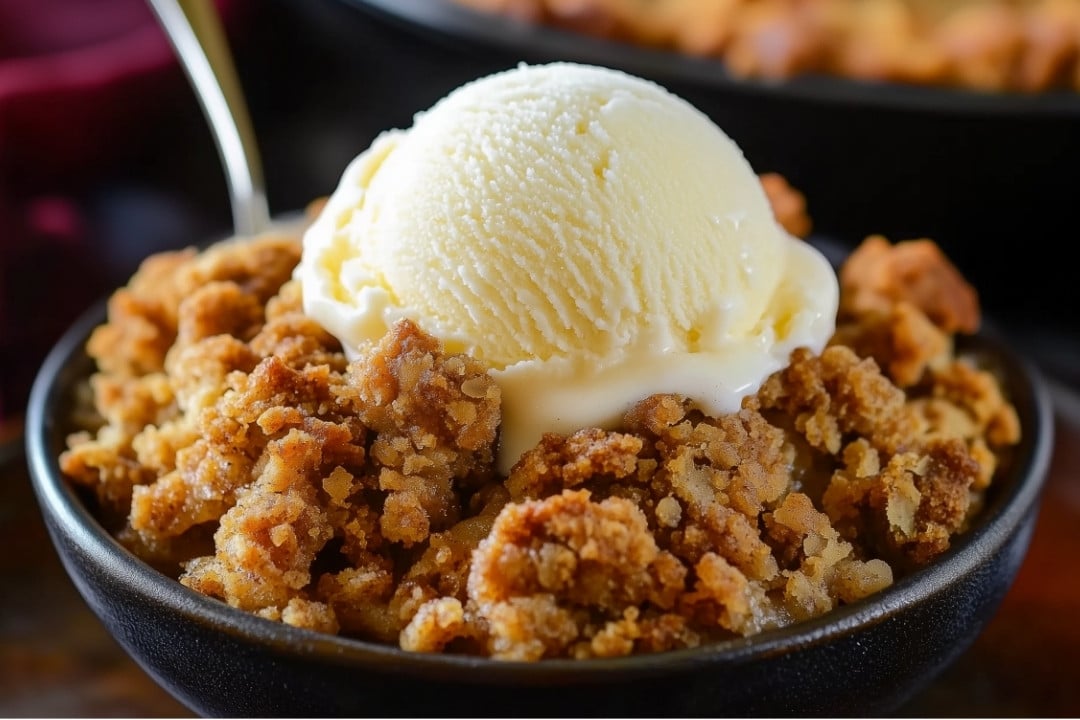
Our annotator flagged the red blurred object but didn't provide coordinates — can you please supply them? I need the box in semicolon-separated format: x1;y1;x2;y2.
0;0;244;183
0;0;247;426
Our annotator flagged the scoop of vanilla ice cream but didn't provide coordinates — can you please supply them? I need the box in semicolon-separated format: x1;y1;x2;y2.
299;62;838;473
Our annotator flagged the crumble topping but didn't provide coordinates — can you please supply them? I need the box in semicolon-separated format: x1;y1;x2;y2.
60;198;1020;659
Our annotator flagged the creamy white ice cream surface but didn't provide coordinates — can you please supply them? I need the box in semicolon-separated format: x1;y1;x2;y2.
298;62;838;473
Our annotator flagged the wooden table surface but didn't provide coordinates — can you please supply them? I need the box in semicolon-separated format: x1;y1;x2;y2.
2;380;1078;717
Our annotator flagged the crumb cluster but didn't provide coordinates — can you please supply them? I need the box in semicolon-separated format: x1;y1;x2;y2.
61;201;1020;660
455;0;1080;92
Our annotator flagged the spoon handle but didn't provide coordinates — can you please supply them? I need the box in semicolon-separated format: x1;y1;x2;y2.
148;0;271;237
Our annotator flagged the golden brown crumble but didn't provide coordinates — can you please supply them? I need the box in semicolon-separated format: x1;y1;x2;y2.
760;172;813;239
60;204;1021;659
453;0;1080;93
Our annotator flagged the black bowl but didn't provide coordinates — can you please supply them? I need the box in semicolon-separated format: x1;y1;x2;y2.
26;244;1053;717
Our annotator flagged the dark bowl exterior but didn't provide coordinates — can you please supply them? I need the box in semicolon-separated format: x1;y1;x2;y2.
27;280;1053;718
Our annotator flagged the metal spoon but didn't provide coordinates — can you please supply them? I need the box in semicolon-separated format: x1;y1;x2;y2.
148;0;271;236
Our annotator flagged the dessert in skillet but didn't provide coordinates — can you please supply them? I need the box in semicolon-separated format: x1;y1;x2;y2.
60;63;1020;660
455;0;1080;92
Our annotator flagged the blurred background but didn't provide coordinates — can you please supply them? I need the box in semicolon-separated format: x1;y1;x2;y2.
1;0;1078;714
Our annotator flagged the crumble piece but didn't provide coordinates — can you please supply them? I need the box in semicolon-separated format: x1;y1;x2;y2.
830;301;951;389
839;235;980;335
823;436;980;569
467;489;689;660
760;172;812;239
750;345;916;456
316;564;399;643
179;427;336;612
505;428;643;501
400;597;472;653
61;233;304;518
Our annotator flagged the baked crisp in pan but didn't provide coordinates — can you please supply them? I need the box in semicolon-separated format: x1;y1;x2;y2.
454;0;1080;92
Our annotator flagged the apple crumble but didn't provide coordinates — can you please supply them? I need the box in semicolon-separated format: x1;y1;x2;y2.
453;0;1080;93
60;184;1020;660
